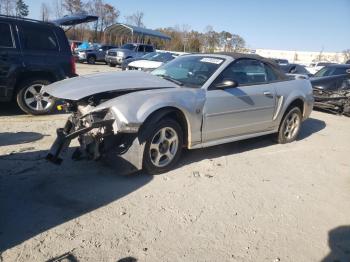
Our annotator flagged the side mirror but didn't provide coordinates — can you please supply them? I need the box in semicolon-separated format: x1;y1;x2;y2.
215;80;238;89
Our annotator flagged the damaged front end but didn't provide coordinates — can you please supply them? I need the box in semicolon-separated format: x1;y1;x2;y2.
313;88;350;116
46;101;144;171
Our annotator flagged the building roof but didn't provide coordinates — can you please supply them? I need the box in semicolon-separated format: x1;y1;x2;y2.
104;23;171;40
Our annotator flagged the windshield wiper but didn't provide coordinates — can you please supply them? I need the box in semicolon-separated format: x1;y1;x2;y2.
157;75;184;86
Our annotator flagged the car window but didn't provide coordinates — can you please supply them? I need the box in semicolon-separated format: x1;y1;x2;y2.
152;55;224;88
137;45;145;52
144;45;154;52
0;23;14;48
264;64;279;81
20;25;59;51
215;59;269;86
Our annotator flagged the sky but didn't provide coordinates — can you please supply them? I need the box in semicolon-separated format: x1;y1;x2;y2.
26;0;350;52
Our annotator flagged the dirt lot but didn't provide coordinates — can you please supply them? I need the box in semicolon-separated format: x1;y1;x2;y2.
0;64;350;262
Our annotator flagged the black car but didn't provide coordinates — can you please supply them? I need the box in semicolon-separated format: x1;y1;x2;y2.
273;58;289;65
0;14;97;115
311;64;350;115
313;64;350;78
280;63;312;77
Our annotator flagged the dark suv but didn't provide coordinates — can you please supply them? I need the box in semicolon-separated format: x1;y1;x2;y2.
0;14;97;115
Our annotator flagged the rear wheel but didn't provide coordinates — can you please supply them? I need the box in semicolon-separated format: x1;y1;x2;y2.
276;107;302;144
16;79;55;115
142;118;183;175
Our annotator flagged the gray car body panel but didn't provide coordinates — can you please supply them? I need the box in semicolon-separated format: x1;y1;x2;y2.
43;71;178;101
45;54;314;152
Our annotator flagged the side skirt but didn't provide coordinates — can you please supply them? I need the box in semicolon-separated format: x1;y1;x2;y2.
190;130;277;150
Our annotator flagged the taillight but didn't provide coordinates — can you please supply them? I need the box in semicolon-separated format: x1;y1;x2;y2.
70;56;76;76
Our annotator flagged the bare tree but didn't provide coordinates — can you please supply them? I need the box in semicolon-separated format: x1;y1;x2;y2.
343;49;350;62
51;0;64;18
40;2;50;21
63;0;83;14
86;0;119;42
125;11;144;27
2;0;15;15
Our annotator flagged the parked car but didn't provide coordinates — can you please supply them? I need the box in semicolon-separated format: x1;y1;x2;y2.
311;65;350;115
273;58;289;66
313;64;350;78
306;61;336;75
76;44;117;64
0;14;97;115
126;52;179;71
121;51;158;70
346;60;350;64
45;53;313;174
105;43;155;67
280;63;312;77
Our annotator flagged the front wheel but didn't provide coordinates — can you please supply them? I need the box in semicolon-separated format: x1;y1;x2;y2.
276;107;302;144
16;79;55;115
108;62;116;67
142;118;183;175
87;56;96;64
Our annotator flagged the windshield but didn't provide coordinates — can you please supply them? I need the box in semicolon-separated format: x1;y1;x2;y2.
121;44;136;50
151;55;224;88
149;53;175;62
314;66;348;77
142;52;158;59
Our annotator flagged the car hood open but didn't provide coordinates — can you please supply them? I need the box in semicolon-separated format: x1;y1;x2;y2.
43;71;178;101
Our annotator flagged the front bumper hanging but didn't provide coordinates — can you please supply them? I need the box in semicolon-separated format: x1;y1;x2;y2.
46;117;114;164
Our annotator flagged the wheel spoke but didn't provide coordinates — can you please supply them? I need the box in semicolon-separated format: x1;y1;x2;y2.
154;152;162;165
41;95;51;102
36;100;43;110
150;142;159;150
25;97;35;105
27;86;38;95
160;128;167;142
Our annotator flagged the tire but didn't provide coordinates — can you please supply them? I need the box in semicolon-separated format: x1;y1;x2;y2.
276;107;302;144
16;79;55;115
87;56;96;64
109;63;116;67
142;118;183;175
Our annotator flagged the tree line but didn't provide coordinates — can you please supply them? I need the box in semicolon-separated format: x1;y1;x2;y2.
0;0;247;52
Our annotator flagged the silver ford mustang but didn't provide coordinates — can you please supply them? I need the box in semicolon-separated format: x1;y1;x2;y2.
44;53;314;174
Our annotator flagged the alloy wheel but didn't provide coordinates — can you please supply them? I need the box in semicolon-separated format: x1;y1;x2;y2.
149;127;179;167
283;112;301;140
24;84;53;111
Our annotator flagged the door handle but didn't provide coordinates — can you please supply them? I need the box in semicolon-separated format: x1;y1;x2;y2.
263;91;273;98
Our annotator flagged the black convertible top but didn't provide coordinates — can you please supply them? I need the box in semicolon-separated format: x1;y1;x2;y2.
216;52;288;80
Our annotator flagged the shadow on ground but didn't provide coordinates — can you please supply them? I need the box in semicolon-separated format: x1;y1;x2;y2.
179;117;326;165
0;117;326;252
0;132;44;146
0;149;152;252
321;225;350;262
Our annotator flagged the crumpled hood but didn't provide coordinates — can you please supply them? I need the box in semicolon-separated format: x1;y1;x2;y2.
43;71;178;101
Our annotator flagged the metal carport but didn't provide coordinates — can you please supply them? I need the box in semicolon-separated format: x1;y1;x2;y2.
104;23;171;45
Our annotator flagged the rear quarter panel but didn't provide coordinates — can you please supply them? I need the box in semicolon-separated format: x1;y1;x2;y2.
273;79;314;128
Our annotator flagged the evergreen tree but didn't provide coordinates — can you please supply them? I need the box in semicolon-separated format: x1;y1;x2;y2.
15;0;29;17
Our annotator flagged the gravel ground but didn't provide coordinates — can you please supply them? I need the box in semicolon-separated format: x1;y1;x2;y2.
0;64;349;262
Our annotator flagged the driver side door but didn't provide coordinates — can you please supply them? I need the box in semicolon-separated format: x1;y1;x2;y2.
202;59;277;142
